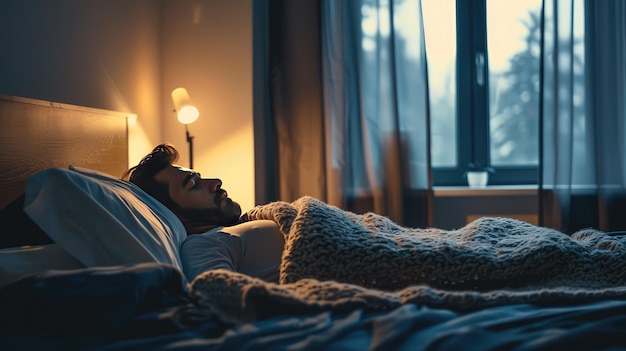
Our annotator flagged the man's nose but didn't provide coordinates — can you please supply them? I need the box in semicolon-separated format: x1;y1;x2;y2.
206;178;222;192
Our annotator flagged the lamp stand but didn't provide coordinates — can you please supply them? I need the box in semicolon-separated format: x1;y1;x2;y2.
185;124;194;169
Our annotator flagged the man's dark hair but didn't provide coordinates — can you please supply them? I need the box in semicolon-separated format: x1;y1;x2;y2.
124;143;242;232
122;143;179;209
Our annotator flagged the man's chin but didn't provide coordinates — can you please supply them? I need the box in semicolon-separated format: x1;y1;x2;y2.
177;200;242;227
221;198;242;221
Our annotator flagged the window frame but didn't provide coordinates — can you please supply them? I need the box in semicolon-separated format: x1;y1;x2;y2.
431;0;539;186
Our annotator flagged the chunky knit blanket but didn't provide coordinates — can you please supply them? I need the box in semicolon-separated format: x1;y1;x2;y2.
189;196;626;324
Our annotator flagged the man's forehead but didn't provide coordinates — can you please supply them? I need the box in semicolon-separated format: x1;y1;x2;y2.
173;165;192;172
155;165;187;182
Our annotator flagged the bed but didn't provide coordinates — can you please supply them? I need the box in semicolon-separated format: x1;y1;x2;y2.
2;94;626;351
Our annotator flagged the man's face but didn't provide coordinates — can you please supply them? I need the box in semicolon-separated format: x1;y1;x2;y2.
154;165;242;227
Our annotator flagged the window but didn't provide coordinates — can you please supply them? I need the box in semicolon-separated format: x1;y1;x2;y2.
423;0;542;186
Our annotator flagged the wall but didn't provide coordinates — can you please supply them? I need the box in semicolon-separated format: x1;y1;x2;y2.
432;189;538;230
0;0;255;212
160;0;255;212
0;0;161;169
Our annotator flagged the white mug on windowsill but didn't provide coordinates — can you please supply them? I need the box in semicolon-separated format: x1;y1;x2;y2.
467;171;489;188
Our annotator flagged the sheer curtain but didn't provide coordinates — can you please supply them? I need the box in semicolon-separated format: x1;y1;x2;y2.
254;0;432;227
540;0;626;232
321;0;431;226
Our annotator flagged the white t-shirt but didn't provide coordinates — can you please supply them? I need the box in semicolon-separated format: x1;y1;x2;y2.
180;220;285;283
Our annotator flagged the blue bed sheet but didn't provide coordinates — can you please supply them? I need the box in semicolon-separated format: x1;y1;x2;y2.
2;263;625;351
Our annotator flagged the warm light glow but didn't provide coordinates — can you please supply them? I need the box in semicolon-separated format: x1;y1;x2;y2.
171;87;199;124
177;105;200;124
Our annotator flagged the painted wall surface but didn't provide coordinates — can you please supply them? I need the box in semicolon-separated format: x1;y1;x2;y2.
0;0;161;170
0;0;255;211
160;0;255;212
432;193;539;230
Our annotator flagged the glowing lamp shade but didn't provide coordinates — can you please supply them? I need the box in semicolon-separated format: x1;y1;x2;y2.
171;87;199;124
177;105;200;124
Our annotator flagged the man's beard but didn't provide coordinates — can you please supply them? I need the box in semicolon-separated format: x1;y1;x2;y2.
176;199;242;227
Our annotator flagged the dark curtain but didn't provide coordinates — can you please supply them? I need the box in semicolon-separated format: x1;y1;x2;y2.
253;0;327;205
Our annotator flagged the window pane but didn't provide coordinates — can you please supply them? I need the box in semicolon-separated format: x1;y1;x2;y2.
422;0;457;168
487;0;542;166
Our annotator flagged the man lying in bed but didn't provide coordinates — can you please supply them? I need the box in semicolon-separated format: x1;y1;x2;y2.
123;144;284;283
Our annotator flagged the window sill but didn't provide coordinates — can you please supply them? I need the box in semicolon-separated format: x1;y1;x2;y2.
433;185;538;197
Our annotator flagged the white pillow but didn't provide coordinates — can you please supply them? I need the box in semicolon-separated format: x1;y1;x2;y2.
23;166;187;271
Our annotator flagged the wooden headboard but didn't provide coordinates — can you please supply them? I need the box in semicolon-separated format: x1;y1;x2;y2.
0;94;133;209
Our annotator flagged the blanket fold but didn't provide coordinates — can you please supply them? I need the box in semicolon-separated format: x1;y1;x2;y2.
190;196;626;324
